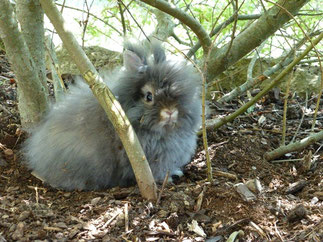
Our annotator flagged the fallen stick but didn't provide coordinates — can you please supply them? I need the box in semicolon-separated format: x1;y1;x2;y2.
214;170;238;180
264;130;323;161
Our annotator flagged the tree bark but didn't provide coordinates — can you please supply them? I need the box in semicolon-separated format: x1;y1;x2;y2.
0;0;49;127
39;0;157;201
16;0;48;94
206;0;309;81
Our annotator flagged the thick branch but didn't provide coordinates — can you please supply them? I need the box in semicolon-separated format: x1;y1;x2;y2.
264;130;323;161
206;0;309;81
139;0;211;53
206;31;323;131
217;31;314;104
39;0;157;201
0;0;49;127
187;14;261;58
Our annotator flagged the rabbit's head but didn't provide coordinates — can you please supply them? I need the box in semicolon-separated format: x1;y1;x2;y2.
114;42;202;135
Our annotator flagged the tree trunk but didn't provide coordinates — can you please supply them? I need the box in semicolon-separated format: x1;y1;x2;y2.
16;0;48;94
0;0;49;127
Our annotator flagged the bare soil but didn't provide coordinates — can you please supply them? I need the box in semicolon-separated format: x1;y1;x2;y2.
0;54;322;241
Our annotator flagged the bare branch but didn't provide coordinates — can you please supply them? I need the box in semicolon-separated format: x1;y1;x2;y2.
264;130;323;161
139;0;211;53
187;14;261;58
118;0;127;36
121;0;150;40
217;30;321;104
247;42;266;82
81;0;94;47
206;0;310;81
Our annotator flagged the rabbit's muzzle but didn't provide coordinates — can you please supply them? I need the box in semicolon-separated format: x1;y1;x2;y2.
160;107;178;126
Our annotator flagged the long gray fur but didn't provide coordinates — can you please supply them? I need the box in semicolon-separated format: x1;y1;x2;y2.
23;42;202;191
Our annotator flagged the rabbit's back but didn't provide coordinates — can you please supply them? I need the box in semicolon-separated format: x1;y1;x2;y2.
24;83;135;190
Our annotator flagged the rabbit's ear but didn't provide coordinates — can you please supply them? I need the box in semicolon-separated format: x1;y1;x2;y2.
152;43;166;64
123;50;145;72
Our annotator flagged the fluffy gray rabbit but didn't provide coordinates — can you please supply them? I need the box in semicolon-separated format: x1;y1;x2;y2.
24;42;202;191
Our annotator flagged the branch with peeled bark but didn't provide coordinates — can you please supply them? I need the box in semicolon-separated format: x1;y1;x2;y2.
39;0;157;201
0;0;49;127
264;130;323;161
206;0;309;81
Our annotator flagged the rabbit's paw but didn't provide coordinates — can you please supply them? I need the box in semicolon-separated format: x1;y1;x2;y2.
167;169;184;183
171;169;184;177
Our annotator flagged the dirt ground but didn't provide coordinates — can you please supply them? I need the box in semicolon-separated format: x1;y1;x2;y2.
0;54;322;241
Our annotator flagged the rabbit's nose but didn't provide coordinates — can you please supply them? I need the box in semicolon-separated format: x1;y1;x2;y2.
160;108;178;122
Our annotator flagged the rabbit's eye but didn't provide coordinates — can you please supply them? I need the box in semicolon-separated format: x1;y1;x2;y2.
145;91;153;102
141;83;154;105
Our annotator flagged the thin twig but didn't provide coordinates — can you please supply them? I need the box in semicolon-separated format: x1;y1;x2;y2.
291;92;308;144
118;0;127;36
271;158;303;164
55;3;123;35
274;220;284;242
121;0;150;41
225;0;240;57
102;211;122;229
124;203;129;232
170;32;191;46
209;0;233;35
81;0;94;48
282;66;294;145
156;171;169;205
60;0;66;13
0;105;18;120
214;170;237;180
182;0;197;20
247;41;266;82
188;12;260;58
313;143;323;156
